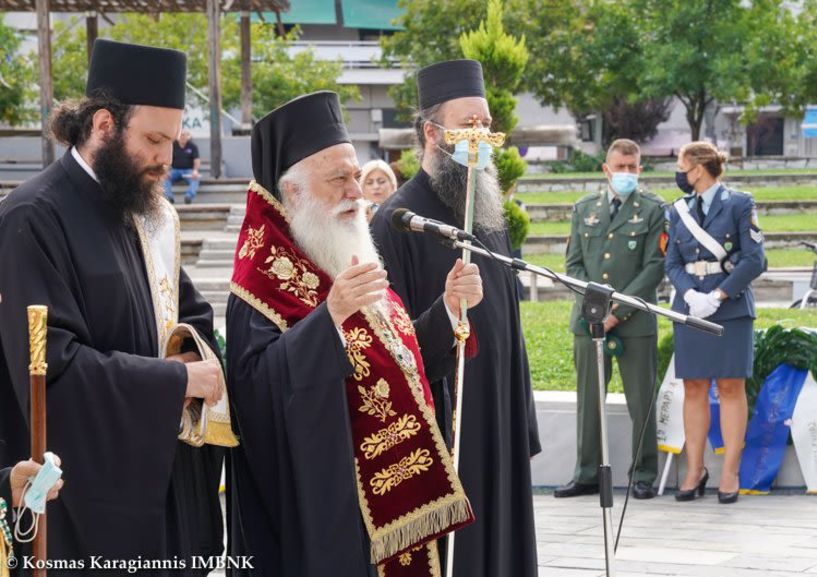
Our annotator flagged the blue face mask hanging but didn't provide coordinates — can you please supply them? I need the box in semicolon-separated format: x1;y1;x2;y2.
450;139;494;170
431;122;494;170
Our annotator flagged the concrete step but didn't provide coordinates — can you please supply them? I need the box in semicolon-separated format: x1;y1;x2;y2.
198;260;235;268
525;199;817;223
174;204;233;231
199;249;235;260
523;230;817;254
518;172;817;194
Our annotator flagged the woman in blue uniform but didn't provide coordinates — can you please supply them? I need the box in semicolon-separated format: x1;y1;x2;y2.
666;142;765;504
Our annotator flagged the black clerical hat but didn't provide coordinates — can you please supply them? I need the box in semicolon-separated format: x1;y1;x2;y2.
86;39;187;109
416;59;486;110
251;91;351;196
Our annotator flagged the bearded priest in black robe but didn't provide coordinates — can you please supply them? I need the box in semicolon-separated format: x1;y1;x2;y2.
0;40;229;572
370;59;541;577
225;91;484;577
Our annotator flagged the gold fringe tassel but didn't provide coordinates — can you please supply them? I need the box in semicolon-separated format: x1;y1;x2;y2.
204;420;240;448
369;497;471;564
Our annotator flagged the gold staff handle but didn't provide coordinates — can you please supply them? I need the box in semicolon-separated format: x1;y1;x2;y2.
441;126;504;577
27;305;48;577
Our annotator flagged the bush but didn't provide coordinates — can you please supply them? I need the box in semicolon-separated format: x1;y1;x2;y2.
397;149;420;181
549;149;606;174
494;145;527;194
504;199;530;251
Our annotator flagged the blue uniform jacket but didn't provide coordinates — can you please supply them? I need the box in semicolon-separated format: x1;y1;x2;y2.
665;186;766;322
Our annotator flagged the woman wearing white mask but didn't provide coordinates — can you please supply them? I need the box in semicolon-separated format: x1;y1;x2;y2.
666;141;766;504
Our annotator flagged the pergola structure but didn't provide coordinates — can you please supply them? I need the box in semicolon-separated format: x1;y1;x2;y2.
0;0;291;176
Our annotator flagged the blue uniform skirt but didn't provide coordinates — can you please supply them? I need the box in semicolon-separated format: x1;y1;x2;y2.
674;317;754;379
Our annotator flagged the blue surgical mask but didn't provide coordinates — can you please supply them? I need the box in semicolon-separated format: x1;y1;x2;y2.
675;170;695;194
450;139;493;170
610;172;638;198
431;122;493;170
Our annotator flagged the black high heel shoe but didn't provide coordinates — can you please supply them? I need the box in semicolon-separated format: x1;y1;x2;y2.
675;468;709;502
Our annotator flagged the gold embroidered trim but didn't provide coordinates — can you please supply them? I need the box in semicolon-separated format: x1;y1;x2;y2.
133;199;181;349
354;305;471;564
392;305;416;337
371;448;433;496
258;245;320;307
238;223;266;260
358;378;397;423
248;180;291;223
345;327;373;381
361;414;421;460
230;281;289;333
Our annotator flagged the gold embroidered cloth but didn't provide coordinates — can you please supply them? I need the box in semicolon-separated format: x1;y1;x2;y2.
230;182;473;576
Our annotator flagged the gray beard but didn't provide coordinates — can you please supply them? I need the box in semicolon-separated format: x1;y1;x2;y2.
427;146;506;233
286;191;380;280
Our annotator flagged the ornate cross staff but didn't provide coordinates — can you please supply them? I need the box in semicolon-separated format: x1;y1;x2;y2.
442;120;504;577
28;305;48;577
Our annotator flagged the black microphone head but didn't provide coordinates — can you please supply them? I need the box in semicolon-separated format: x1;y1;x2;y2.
390;208;413;232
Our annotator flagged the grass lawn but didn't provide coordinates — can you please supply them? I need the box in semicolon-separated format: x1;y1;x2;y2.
526;212;817;236
521;301;817;392
519;169;817;180
521;248;817;270
517;184;817;205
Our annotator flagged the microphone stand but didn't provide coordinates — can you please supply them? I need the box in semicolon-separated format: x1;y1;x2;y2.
442;238;722;577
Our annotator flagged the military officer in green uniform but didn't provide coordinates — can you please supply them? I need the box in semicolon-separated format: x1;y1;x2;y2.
555;139;666;500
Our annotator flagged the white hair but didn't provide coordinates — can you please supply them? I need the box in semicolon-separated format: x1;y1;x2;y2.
360;159;397;191
280;159;382;281
278;160;310;197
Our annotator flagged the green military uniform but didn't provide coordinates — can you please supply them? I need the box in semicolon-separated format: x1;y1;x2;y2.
565;187;666;486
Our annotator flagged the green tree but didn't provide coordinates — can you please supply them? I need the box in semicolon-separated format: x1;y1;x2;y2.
741;0;817;125
0;15;36;125
634;0;754;141
225;24;358;118
381;0;495;119
459;0;527;135
47;14;357;117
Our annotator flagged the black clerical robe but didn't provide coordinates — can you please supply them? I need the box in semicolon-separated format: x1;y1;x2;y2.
225;294;458;576
371;169;541;577
0;153;223;572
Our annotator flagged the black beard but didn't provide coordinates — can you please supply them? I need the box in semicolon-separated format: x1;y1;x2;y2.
427;145;506;233
93;130;162;223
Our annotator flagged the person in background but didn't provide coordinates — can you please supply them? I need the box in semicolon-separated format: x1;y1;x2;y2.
360;159;397;221
556;138;665;500
371;59;540;577
164;129;200;204
666;141;765;505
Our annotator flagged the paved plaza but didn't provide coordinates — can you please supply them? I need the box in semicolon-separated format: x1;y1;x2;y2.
534;490;817;576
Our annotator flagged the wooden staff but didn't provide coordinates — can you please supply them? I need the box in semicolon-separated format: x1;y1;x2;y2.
27;305;48;577
442;124;504;577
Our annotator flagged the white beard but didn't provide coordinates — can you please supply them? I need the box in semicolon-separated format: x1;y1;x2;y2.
286;189;389;315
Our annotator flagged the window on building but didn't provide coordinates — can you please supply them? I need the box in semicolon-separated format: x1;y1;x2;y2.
746;116;784;156
382;109;410;129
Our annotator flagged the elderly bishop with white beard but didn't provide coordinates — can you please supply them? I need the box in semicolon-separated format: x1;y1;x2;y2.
225;91;484;577
371;60;541;577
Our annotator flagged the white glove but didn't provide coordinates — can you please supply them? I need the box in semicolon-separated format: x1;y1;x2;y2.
683;289;718;318
705;290;724;314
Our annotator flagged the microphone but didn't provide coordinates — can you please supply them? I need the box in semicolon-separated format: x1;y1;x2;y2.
390;208;476;242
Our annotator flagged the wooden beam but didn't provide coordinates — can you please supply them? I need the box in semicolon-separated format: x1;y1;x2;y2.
206;0;222;178
239;10;252;129
85;11;98;65
36;0;54;167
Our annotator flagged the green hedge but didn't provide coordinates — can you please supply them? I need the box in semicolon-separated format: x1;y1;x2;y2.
521;301;817;392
